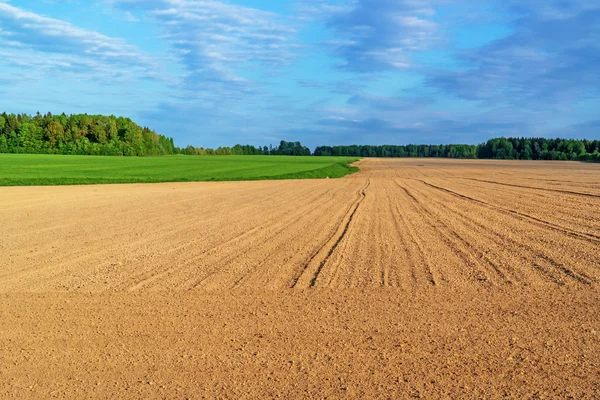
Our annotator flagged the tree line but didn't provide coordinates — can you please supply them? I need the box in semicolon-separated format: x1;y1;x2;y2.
314;138;600;162
314;144;478;159
180;141;311;156
0;112;312;157
476;137;600;161
0;112;597;162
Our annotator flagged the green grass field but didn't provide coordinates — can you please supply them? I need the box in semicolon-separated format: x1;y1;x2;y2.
0;154;360;186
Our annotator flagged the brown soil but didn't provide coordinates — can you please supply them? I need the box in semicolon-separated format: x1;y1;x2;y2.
1;158;599;398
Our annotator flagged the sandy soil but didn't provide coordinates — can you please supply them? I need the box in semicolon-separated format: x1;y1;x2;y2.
1;158;599;398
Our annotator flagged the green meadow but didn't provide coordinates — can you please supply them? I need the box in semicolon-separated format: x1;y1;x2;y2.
0;154;360;186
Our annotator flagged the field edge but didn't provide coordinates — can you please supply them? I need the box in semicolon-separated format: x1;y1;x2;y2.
0;155;361;186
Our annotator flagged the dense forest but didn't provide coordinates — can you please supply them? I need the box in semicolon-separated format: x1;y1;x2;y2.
314;138;600;162
0;112;598;162
0;112;177;156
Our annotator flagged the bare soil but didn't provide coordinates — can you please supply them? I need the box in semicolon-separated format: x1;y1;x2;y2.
1;158;599;398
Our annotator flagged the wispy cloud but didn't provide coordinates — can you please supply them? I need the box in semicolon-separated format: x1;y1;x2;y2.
294;0;350;21
122;11;139;22
298;79;326;88
0;2;155;81
347;94;435;111
110;0;300;98
426;2;600;106
324;0;442;73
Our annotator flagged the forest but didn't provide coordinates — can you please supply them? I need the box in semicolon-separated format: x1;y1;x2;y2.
0;112;598;162
0;112;177;156
315;138;600;162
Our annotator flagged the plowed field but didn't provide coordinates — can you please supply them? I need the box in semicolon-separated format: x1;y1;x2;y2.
1;158;599;398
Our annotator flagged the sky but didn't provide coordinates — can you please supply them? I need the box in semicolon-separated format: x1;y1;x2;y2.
0;0;598;148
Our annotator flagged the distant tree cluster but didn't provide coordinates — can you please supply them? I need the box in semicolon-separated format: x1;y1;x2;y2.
476;137;600;161
313;138;600;162
181;140;311;156
0;112;176;156
314;144;478;159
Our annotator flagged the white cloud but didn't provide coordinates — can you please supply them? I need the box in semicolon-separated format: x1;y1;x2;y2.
0;2;156;81
110;0;300;96
325;0;442;72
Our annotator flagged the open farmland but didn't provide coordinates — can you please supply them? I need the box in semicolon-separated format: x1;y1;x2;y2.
1;158;600;398
0;154;358;186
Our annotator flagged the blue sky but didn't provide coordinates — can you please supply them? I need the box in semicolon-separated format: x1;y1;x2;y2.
0;0;598;148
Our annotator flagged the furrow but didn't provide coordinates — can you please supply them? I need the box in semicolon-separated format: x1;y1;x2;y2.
386;200;418;288
458;177;600;199
416;179;600;244
186;185;346;291
389;186;438;286
291;179;370;289
394;180;504;285
407;180;595;286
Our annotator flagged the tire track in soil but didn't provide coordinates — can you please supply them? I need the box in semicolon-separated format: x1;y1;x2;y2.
389;182;439;286
457;177;600;199
1;186;300;290
319;181;375;289
403;179;530;285
410;187;583;285
125;184;318;278
290;179;370;289
126;227;266;291
386;199;418;288
440;177;600;235
416;179;600;244
186;185;351;291
129;185;341;291
227;186;354;290
406;180;595;286
65;186;306;291
508;175;600;191
389;170;436;287
373;192;387;287
393;180;507;285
